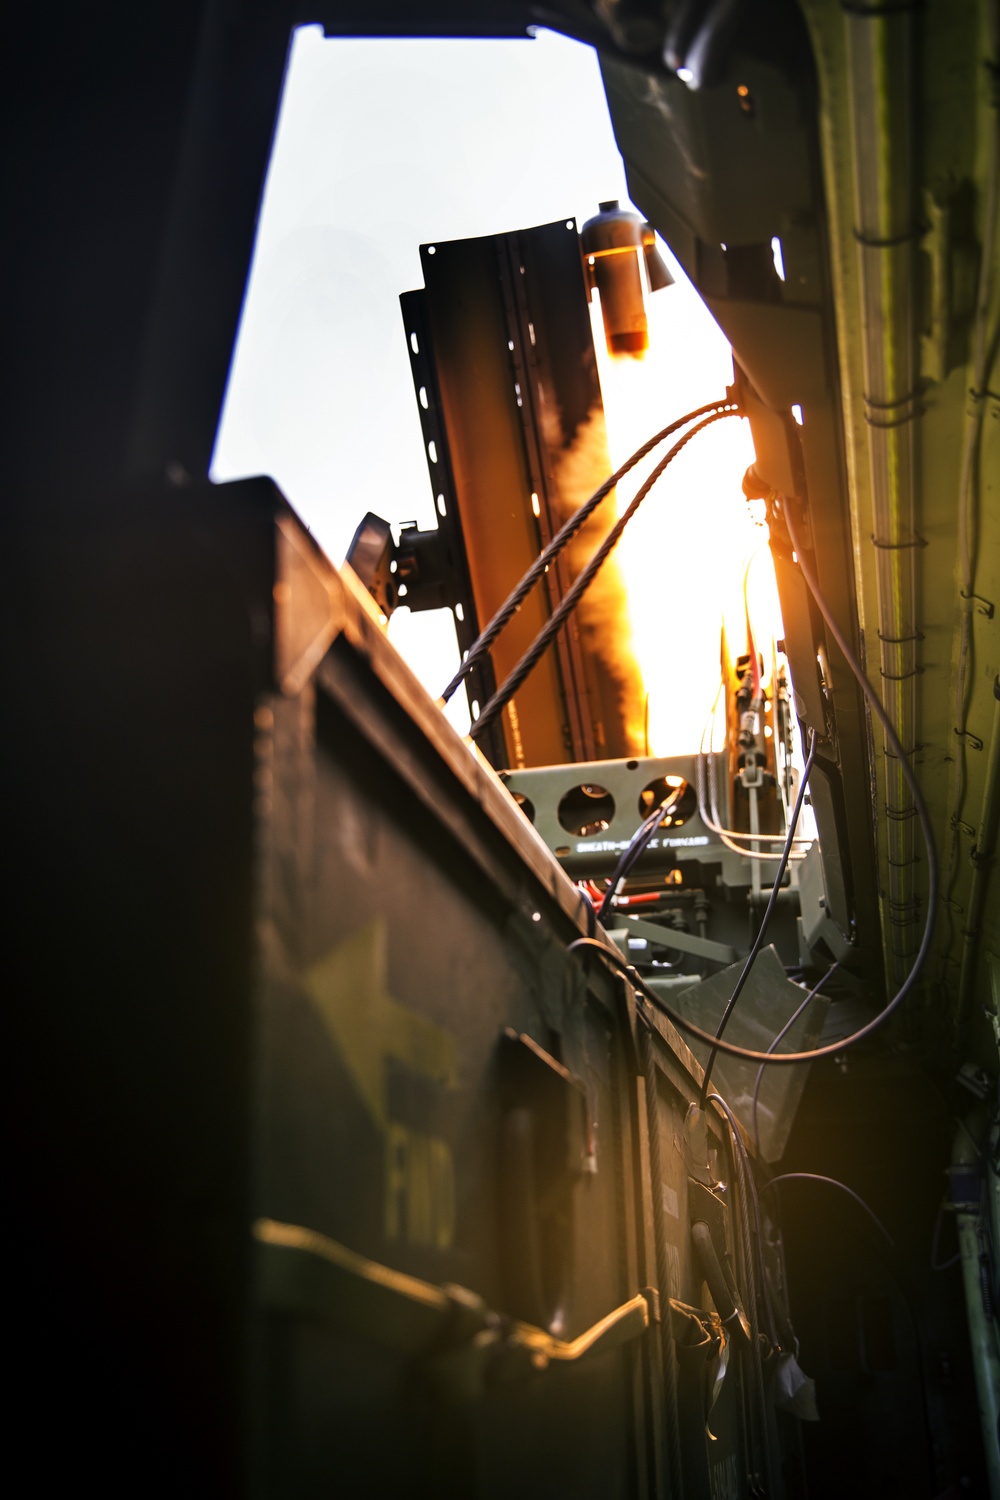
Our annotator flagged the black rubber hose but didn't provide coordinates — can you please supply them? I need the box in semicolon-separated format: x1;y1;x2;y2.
759;1173;895;1248
691;1221;744;1332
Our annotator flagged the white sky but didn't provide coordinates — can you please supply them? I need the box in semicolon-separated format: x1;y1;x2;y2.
211;25;755;740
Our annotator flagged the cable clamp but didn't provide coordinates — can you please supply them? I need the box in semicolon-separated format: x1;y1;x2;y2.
886;852;920;868
885;804;918;822
865;407;924;430
951;816;977;839
960;590;994;619
880;664;924;681
863;388;923;412
954;727;984;752
877;628;924;645
861;391;924;429
882;741;923;759
870;533;928;551
852;219;925;246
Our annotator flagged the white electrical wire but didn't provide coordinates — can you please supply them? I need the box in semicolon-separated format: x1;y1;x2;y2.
709;742;808;854
696;684;812;861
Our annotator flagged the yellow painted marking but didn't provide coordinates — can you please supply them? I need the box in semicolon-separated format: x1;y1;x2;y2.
303;919;458;1132
385;1122;455;1248
304;921;459;1250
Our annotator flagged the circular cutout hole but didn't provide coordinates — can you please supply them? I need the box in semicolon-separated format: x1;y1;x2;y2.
511;791;535;824
558;783;615;837
638;775;696;828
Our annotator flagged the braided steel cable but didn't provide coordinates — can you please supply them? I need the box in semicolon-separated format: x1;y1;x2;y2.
470;408;738;742
439;399;737;706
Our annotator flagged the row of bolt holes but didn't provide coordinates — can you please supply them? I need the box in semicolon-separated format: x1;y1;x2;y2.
407;327;449;522
413;224;577;502
410;297;692;819
512;776;696;838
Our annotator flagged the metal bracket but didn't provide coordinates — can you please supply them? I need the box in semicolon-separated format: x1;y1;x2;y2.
882;741;923;760
960;590;994;619
614;912;738;966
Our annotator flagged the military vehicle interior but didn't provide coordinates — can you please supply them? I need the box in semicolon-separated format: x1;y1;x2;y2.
7;1;998;1495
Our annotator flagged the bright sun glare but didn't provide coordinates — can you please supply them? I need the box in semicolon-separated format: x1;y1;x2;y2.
590;272;782;756
213;25;785;756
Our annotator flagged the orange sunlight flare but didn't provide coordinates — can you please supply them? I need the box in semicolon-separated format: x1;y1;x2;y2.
590;269;785;757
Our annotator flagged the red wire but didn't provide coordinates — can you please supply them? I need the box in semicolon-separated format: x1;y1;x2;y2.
581;879;671;908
